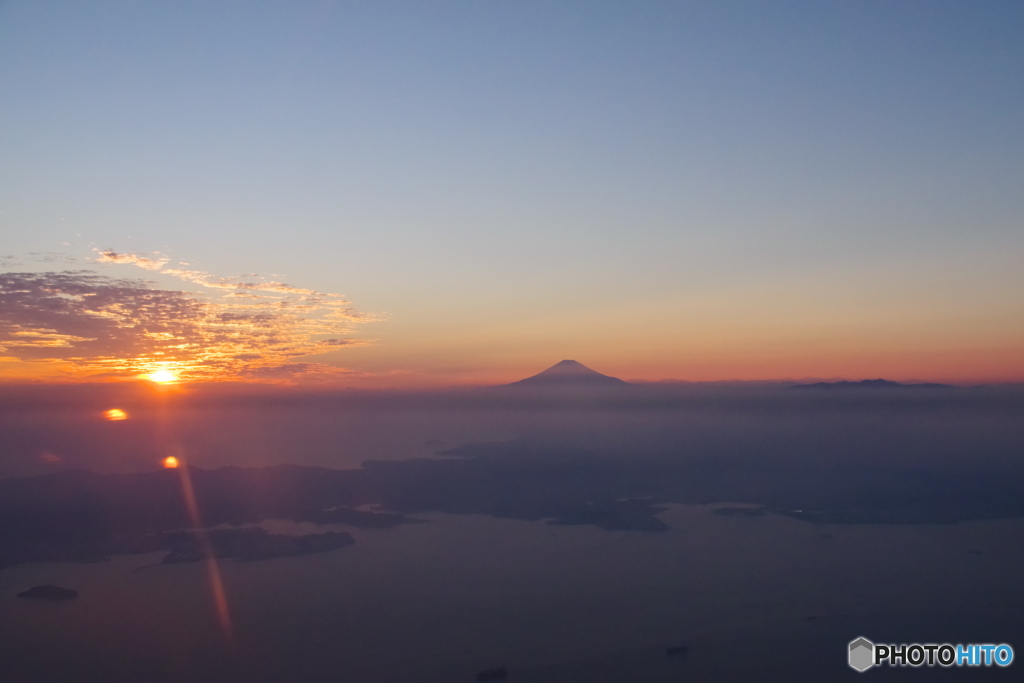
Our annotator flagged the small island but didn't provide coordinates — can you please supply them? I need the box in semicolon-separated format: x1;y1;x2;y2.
17;585;79;601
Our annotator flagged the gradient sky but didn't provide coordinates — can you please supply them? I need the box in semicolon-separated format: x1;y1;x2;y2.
2;0;1023;384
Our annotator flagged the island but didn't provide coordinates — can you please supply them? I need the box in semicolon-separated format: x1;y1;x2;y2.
17;585;79;601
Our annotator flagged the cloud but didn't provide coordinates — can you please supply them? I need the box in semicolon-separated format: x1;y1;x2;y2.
241;362;360;381
95;251;323;295
25;253;80;265
93;250;168;271
0;254;377;382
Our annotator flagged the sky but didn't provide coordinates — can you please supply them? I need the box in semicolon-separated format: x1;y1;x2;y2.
1;0;1023;385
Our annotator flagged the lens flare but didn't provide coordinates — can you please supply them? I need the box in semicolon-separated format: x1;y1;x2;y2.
104;408;128;421
170;453;234;639
163;456;180;468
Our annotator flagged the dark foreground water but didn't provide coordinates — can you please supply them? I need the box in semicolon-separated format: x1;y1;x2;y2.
2;505;1022;682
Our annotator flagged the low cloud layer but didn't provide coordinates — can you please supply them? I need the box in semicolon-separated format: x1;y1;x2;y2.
0;251;375;381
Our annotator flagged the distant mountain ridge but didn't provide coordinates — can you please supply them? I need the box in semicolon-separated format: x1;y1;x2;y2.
504;360;628;388
792;379;956;390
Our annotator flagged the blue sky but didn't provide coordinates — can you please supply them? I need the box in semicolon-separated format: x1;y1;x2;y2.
2;1;1023;383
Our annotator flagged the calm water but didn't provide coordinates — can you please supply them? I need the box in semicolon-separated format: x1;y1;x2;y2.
3;505;1022;682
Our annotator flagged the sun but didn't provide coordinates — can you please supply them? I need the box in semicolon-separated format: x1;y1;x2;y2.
146;369;179;384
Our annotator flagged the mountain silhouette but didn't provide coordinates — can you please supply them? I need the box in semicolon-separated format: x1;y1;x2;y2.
504;360;629;388
792;379;955;390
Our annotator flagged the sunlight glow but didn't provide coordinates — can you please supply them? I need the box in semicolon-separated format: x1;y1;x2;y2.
104;408;128;421
163;456;180;468
146;369;179;384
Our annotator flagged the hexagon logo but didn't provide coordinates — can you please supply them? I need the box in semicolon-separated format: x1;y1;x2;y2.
849;637;874;672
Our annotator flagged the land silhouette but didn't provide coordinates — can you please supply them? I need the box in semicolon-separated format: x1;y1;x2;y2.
3;436;1024;570
792;379;956;390
1;366;1021;570
17;585;78;601
504;360;629;388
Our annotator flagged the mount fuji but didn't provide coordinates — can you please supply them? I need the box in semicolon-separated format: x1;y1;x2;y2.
504;360;629;388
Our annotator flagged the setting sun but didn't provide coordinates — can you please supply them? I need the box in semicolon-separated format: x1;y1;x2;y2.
104;408;128;421
146;369;179;384
163;456;179;469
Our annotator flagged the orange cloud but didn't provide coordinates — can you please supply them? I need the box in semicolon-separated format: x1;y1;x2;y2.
95;250;325;296
94;250;168;271
0;254;378;382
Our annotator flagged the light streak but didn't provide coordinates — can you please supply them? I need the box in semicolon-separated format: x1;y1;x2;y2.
171;452;234;640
